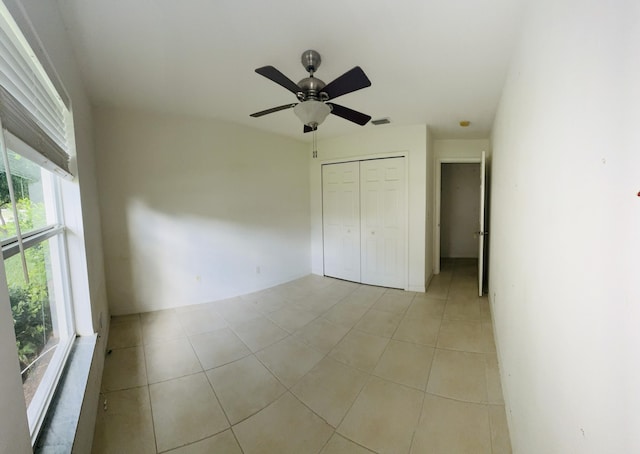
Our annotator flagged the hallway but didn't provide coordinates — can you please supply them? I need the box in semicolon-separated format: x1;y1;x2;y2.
93;259;511;453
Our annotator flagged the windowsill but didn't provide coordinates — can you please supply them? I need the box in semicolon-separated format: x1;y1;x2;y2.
33;333;97;453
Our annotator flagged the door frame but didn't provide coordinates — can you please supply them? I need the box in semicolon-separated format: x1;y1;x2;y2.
320;152;409;290
433;157;482;275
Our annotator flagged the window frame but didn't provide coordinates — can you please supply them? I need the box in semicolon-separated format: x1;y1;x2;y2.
0;133;76;442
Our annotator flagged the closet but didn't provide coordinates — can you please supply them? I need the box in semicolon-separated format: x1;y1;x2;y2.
322;157;406;289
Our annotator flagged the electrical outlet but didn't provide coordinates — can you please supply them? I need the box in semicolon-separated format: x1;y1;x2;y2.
312;150;318;158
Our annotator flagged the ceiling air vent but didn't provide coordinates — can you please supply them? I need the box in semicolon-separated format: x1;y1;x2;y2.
371;118;390;125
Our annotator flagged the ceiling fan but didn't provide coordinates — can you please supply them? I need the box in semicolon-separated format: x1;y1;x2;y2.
250;50;372;132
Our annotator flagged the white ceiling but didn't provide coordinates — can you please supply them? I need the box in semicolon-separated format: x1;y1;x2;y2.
56;0;524;141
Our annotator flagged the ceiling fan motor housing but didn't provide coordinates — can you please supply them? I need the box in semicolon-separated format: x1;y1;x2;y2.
297;76;327;101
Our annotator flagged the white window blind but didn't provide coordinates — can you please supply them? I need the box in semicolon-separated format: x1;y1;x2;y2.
0;2;71;178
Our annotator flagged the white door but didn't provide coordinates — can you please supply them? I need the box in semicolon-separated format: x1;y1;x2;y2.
478;151;486;296
360;158;406;288
322;162;361;282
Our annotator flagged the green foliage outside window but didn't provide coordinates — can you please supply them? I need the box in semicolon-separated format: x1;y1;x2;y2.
0;171;52;380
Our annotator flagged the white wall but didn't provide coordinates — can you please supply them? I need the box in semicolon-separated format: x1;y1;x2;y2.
434;138;489;160
490;0;640;452
94;107;310;315
309;125;429;292
441;163;480;258
0;0;109;451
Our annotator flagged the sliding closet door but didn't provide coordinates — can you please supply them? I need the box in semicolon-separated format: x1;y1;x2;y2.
360;157;406;288
322;162;361;282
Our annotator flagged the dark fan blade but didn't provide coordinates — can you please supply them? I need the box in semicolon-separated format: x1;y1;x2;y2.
250;103;297;118
304;125;314;133
321;66;371;100
255;66;301;95
327;103;371;126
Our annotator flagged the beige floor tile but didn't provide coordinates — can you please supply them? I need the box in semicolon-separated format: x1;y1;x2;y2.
291;356;368;427
338;376;423;454
427;349;488;403
481;320;497;352
92;387;155;454
411;394;491;454
385;288;416;297
248;291;289;313
149;372;229;452
232;392;333;454
190;328;251;370
406;296;447;319
351;284;386;298
232;317;289;352
101;346;147;392
293;274;334;291
278;283;312;300
177;307;228;335
256;336;325;388
393;316;441;347
294;317;350;354
267;306;319;333
140;309;186;344
373;340;434;390
145;337;202;384
437;319;487;352
323;301;369;328
329;330;389;372
354;309;402;338
164;429;242;454
325;279;360;296
107;317;142;350
425;275;451;299
206;355;286;424
443;296;483;321
448;282;479;300
489;405;513;453
479;299;492;320
320;433;376;454
295;294;342;313
372;293;414;314
486;353;504;404
215;300;263;326
341;286;385;308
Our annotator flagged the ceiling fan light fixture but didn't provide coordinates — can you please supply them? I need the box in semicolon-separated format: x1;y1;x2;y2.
294;100;331;128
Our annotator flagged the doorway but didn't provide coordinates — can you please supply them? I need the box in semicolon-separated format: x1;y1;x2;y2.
434;154;487;295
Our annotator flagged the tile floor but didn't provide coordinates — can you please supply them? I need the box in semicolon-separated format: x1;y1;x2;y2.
93;259;511;453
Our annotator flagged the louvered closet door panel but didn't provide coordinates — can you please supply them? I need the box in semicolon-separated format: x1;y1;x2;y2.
322;162;361;282
360;157;406;288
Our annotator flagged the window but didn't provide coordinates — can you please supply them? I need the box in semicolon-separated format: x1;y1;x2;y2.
0;136;74;439
0;0;75;443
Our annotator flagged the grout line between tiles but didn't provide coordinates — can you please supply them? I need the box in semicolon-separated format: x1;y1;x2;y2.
140;341;159;454
408;318;441;453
